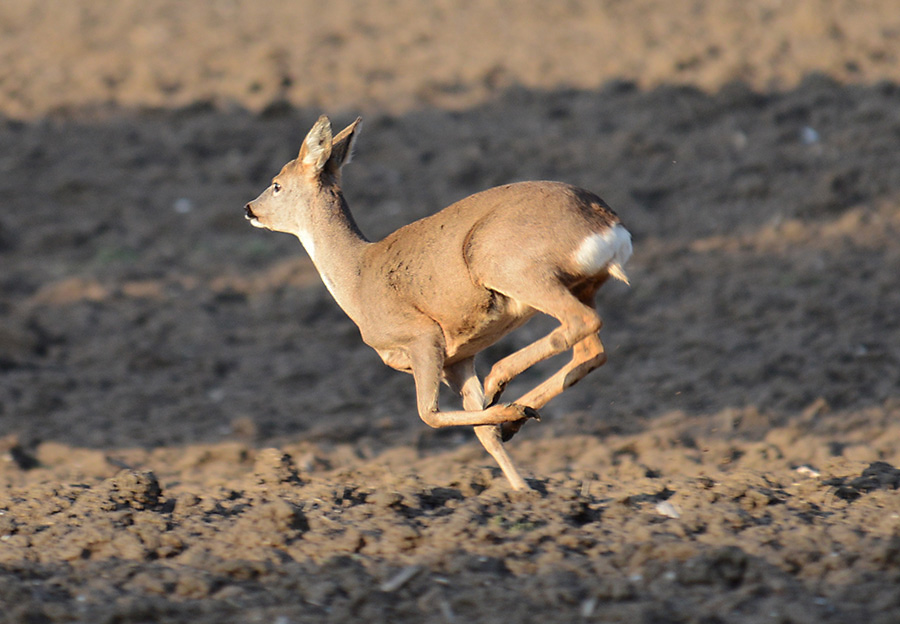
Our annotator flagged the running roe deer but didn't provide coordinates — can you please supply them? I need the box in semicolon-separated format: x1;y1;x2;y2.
244;116;632;490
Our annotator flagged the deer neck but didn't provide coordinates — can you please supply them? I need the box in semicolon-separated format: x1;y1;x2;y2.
294;187;369;321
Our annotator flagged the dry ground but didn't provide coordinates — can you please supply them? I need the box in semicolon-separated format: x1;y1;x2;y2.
1;2;899;622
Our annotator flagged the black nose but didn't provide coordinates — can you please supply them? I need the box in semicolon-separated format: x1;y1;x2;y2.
244;204;255;220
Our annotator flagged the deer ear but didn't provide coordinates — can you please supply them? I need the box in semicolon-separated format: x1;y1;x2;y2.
327;117;362;173
299;115;333;171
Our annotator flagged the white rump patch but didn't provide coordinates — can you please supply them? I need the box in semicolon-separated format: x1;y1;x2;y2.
573;224;633;284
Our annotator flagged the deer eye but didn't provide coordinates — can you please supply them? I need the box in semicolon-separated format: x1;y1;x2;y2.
273;182;282;194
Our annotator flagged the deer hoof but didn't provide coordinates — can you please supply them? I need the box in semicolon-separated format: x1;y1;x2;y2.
503;403;541;421
500;419;524;442
522;405;541;421
499;405;540;442
484;379;508;406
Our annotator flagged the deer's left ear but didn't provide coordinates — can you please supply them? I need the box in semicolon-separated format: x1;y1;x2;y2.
327;117;362;173
299;115;333;171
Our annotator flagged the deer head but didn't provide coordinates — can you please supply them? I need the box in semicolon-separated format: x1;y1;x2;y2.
244;115;361;235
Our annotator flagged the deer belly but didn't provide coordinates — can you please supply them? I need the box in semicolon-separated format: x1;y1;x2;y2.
442;295;535;363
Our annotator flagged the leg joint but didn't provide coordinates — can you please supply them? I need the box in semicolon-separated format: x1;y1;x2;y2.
418;408;442;429
556;312;602;351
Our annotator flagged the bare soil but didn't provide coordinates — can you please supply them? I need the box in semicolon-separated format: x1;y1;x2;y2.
1;2;900;622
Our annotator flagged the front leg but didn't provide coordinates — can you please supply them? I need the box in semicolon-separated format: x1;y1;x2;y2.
444;358;530;491
408;332;539;429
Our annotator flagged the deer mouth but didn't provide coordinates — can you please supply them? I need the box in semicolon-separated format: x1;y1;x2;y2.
244;204;265;228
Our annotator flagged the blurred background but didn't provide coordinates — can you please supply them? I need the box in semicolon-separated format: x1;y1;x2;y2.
2;0;899;116
1;0;898;454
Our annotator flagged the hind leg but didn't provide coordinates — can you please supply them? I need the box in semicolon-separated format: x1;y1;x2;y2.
511;332;607;410
492;280;608;441
482;276;604;407
515;278;607;407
